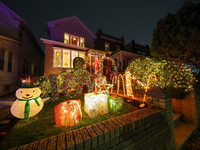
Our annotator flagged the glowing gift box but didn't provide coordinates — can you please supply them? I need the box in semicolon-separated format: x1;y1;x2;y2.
108;95;124;112
54;100;82;127
84;93;108;118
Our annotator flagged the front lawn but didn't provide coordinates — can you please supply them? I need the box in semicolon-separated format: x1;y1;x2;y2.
0;94;138;150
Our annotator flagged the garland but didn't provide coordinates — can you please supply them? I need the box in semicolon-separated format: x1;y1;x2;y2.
48;74;59;102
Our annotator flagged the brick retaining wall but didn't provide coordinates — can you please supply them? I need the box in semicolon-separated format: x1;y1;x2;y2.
10;107;175;150
172;85;200;125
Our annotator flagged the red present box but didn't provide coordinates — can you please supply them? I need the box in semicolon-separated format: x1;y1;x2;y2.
54;100;82;126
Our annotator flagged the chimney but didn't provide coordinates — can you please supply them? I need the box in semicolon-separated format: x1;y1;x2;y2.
121;36;124;42
96;28;102;37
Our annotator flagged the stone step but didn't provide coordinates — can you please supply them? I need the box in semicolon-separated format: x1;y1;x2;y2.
174;122;197;150
173;112;183;127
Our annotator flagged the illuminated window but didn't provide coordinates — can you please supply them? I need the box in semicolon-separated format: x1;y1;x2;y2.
116;45;120;51
80;37;85;47
71;35;79;46
64;33;70;44
53;48;85;68
105;42;110;51
63;50;70;68
79;52;85;59
0;49;5;70
71;51;78;68
8;53;13;72
53;49;61;67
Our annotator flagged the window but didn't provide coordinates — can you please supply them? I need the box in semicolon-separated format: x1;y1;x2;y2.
105;42;110;51
79;52;85;59
63;50;70;68
116;45;120;51
7;53;13;72
53;49;61;67
4;84;11;92
64;33;70;44
53;48;85;68
80;37;85;47
23;60;30;74
0;49;5;70
71;35;79;46
71;51;78;68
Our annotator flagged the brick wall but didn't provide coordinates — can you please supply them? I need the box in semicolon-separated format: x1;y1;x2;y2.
11;87;176;150
172;85;200;125
44;43;67;75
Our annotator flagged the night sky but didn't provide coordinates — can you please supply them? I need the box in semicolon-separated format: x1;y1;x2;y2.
1;0;182;50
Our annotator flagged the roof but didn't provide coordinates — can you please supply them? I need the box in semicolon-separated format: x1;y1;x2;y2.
101;33;124;42
41;38;89;51
46;16;97;39
110;50;139;57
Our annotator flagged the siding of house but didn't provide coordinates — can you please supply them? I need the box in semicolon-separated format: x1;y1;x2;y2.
19;27;44;75
0;2;44;96
0;36;20;95
0;3;20;40
48;18;95;48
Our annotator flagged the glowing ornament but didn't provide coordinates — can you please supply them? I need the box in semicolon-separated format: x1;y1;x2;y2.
54;100;82;127
11;87;50;120
108;95;124;112
84;93;108;118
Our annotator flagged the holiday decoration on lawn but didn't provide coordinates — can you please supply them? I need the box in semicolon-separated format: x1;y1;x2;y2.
84;93;108;118
54;100;82;127
125;71;133;96
108;95;124;112
10;75;51;120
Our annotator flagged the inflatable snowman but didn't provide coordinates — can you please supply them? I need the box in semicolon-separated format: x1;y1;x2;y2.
11;87;50;120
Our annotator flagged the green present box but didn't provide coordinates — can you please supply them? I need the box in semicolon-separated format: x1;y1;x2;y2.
108;95;124;112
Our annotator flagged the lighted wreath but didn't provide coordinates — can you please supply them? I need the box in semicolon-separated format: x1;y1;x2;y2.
62;74;83;98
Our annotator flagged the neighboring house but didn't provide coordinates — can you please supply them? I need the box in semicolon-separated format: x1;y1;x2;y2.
111;40;150;72
125;40;150;56
0;2;44;96
95;28;124;52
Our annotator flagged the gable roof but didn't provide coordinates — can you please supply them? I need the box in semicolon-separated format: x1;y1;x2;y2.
47;16;97;39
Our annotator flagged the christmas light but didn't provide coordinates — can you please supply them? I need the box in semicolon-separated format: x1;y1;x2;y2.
84;93;108;118
54;100;82;127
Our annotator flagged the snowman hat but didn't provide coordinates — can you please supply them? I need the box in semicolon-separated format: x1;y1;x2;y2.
20;75;39;88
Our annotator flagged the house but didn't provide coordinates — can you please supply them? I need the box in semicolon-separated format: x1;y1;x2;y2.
110;40;150;72
0;2;44;96
125;40;150;56
95;28;125;52
42;16;150;76
42;16;112;75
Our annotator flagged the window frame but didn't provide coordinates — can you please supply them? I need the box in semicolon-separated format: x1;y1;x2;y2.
0;48;5;71
116;45;120;51
64;33;70;44
7;52;13;72
80;37;85;47
105;42;110;51
71;35;79;46
53;47;85;68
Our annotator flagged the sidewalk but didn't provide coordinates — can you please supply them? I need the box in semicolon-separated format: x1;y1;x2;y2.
0;93;16;111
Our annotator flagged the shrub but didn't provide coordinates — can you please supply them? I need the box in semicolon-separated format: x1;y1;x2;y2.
126;57;197;99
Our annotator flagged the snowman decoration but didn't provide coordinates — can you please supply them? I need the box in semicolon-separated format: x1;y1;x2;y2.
0;75;50;120
11;86;49;120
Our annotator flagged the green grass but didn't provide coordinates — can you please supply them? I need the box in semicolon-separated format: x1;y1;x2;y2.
0;94;138;150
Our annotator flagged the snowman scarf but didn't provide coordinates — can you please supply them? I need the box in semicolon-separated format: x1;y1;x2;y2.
17;96;40;120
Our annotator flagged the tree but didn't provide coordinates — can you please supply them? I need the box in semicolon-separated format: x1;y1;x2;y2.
151;1;200;69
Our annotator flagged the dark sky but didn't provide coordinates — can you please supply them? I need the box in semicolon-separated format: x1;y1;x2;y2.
1;0;182;50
